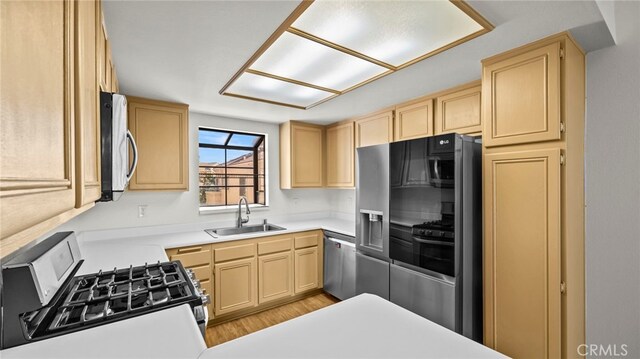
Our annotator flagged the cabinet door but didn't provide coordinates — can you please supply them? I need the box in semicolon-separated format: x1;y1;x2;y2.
111;66;119;93
355;111;393;148
258;251;293;304
326;122;354;188
484;148;561;359
291;123;323;187
214;257;257;316
127;97;189;190
1;0;77;240
394;99;433;141
294;247;319;294
435;85;481;135
104;39;113;92
96;6;107;91
74;0;101;206
482;42;562;147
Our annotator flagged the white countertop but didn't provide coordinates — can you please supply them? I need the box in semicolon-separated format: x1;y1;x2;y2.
198;294;506;359
2;215;354;359
80;216;355;252
1;304;206;359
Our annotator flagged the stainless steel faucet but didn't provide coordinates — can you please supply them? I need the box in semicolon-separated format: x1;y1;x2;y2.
237;196;250;228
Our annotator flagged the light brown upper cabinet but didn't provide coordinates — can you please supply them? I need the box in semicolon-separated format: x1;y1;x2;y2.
0;0;80;249
482;41;563;147
484;148;562;359
394;99;433;141
355;110;393;148
105;39;113;92
111;66;119;93
97;4;107;92
127;97;189;191
280;121;324;188
325;121;355;188
75;0;101;207
435;82;482;135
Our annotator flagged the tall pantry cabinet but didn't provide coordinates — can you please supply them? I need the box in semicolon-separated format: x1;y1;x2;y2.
482;33;585;359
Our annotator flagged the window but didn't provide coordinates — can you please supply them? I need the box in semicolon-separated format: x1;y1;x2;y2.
198;128;266;208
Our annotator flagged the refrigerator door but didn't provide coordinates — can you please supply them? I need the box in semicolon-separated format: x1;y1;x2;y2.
323;236;356;300
356;144;389;258
355;252;389;300
390;263;455;331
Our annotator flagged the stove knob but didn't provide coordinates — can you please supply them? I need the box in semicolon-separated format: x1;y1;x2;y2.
440;232;446;237
193;279;201;289
185;269;195;279
426;231;432;236
419;230;426;235
200;294;211;305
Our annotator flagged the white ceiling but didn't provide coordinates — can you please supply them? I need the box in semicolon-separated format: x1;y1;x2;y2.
103;0;608;125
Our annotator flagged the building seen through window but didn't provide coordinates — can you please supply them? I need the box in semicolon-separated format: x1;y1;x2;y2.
198;128;266;207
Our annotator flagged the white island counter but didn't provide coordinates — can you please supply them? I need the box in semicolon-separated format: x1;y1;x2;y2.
199;294;507;359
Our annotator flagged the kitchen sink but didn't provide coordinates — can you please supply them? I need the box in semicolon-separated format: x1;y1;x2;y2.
205;223;286;238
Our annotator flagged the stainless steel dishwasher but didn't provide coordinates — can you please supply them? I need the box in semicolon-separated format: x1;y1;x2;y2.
323;230;356;300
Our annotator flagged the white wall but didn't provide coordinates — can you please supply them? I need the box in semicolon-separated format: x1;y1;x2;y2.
61;112;350;232
585;1;640;357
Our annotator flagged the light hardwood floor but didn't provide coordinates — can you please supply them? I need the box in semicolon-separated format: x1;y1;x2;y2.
205;293;339;347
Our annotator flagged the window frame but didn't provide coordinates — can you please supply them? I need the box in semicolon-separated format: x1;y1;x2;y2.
198;127;267;209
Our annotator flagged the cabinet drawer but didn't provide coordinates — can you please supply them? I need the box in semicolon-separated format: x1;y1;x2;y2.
258;237;293;255
168;247;211;268
294;232;320;249
214;243;256;262
187;265;211;281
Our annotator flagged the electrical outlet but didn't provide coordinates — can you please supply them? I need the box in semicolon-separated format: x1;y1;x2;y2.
138;205;148;218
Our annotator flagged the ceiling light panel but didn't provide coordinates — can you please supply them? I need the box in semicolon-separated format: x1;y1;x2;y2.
291;0;484;67
226;72;333;107
249;32;388;91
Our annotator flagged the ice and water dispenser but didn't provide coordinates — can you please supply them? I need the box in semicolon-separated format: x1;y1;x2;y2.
359;209;384;251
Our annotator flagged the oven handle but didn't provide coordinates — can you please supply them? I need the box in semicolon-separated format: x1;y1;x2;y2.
412;236;454;246
433;158;440;180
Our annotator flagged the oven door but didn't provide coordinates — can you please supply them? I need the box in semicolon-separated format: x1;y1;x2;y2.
412;235;455;277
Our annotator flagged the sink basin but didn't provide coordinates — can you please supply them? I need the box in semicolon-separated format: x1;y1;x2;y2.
205;223;286;237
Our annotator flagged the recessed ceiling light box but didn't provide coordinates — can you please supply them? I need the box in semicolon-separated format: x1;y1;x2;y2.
220;0;493;109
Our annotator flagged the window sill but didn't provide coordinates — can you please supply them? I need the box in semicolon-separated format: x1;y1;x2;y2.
199;204;269;215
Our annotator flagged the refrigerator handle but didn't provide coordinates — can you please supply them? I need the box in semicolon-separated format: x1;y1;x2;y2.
126;130;139;182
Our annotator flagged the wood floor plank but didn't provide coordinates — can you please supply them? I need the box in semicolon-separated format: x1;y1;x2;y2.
205;292;339;347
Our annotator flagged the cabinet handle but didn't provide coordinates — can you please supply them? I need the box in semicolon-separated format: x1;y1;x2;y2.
177;246;202;254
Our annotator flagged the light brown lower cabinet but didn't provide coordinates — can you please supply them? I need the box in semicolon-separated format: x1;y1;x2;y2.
484;147;562;358
165;244;213;319
214;257;257;316
294;247;319;294
199;230;323;322
258;251;294;304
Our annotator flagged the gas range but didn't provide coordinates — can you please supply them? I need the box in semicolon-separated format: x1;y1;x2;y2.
1;232;209;349
412;220;455;239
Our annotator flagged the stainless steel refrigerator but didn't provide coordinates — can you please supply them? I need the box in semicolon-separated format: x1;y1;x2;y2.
355;144;391;300
388;133;482;342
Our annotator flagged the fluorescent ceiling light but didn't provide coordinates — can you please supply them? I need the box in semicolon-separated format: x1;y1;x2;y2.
220;0;493;109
